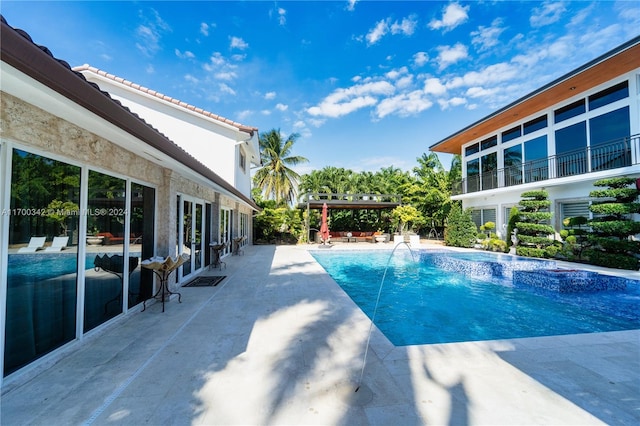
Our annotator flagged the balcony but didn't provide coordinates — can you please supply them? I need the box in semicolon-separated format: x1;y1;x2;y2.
453;135;640;195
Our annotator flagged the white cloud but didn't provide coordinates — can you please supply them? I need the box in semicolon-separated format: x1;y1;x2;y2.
346;0;358;12
390;14;418;36
175;49;195;59
375;90;433;119
365;15;418;45
200;22;212;36
237;110;252;120
437;97;467;110
366;19;388;45
261;109;272;115
135;8;171;57
396;75;414;89
204;52;238;81
530;1;566;28
429;2;469;31
278;8;287;26
413;52;429;67
465;86;499;99
423;78;447;96
436;43;468;70
264;91;276;100
276;103;288;111
218;83;236;96
230;36;249;50
471;18;505;52
307;80;395;118
385;67;408;80
184;74;199;84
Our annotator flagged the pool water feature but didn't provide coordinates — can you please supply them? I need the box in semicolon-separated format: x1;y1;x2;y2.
310;249;640;346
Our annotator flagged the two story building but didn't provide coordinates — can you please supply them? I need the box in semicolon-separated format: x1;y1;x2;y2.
0;17;259;381
430;36;640;237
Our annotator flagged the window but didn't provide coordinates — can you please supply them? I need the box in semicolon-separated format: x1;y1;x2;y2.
239;151;246;172
524;135;548;183
471;208;496;228
555;122;587;177
589;106;631;171
523;115;547;135
466;158;480;193
465;143;479;156
502;126;521;143
480;136;497;150
554;99;585;124
589;81;628;110
503;145;522;187
481;152;497;190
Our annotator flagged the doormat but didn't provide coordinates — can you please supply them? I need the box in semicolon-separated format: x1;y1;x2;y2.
183;276;226;287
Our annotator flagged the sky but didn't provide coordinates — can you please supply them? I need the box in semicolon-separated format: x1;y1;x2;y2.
2;1;639;176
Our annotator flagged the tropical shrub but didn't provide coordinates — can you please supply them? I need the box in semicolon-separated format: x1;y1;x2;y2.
516;189;556;258
444;203;477;248
584;177;640;270
506;206;520;249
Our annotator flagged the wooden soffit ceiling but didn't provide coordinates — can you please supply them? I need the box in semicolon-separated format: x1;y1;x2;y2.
430;40;640;154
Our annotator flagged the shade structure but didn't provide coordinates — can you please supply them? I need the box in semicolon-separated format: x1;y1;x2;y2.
320;203;330;243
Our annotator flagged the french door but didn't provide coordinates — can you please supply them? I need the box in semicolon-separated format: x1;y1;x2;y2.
179;196;204;282
220;207;232;257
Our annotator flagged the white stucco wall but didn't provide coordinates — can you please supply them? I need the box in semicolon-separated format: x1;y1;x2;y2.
78;71;255;199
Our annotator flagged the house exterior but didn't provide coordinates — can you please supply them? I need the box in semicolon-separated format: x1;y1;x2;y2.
430;36;640;238
0;17;258;381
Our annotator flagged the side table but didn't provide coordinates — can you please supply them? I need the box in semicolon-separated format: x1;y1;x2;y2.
141;255;188;312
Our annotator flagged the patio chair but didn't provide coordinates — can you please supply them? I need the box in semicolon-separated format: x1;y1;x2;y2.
44;236;69;252
17;236;47;253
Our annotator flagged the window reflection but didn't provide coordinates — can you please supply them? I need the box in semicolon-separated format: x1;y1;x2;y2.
128;183;155;309
84;170;126;333
5;150;80;376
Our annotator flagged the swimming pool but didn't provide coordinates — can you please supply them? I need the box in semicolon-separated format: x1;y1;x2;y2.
310;249;640;346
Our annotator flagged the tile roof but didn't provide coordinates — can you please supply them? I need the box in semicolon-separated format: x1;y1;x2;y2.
0;15;259;210
73;64;258;136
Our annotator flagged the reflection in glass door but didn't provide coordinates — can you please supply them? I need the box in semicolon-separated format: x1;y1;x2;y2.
179;197;204;281
220;207;232;257
84;171;126;333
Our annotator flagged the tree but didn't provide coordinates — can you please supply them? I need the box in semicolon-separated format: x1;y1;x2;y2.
391;205;426;235
585;177;640;270
253;129;308;206
515;189;556;258
444;203;477;248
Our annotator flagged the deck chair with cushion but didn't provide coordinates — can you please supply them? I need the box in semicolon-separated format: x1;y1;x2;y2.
17;236;47;253
44;236;69;252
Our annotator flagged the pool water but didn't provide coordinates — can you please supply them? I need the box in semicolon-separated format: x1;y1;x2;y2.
311;249;640;346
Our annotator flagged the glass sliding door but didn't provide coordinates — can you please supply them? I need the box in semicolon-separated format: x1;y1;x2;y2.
84;171;126;333
5;149;80;376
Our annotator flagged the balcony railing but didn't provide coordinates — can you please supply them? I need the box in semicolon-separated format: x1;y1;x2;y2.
453;135;639;195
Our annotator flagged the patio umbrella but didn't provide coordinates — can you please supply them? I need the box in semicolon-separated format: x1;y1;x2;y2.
320;202;330;244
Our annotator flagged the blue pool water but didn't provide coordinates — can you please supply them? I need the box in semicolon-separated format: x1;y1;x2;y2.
311;249;640;346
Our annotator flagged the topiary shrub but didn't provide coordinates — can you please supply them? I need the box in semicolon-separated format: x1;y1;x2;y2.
584;177;640;270
444;203;477;248
515;189;556;258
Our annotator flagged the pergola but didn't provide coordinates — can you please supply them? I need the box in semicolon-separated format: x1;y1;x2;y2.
298;193;402;241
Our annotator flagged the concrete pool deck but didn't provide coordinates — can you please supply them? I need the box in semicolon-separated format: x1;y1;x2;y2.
1;242;639;425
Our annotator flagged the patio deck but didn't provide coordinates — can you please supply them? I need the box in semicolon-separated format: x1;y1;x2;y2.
1;242;638;425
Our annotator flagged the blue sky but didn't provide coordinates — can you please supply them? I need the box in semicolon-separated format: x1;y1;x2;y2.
2;1;639;175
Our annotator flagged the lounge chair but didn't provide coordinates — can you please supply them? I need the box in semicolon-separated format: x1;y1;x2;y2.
17;236;47;253
44;236;69;252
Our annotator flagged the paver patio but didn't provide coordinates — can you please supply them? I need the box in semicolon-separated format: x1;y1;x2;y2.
1;243;638;425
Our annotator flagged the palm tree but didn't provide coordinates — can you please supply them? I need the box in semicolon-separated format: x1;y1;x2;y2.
253;129;308;206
